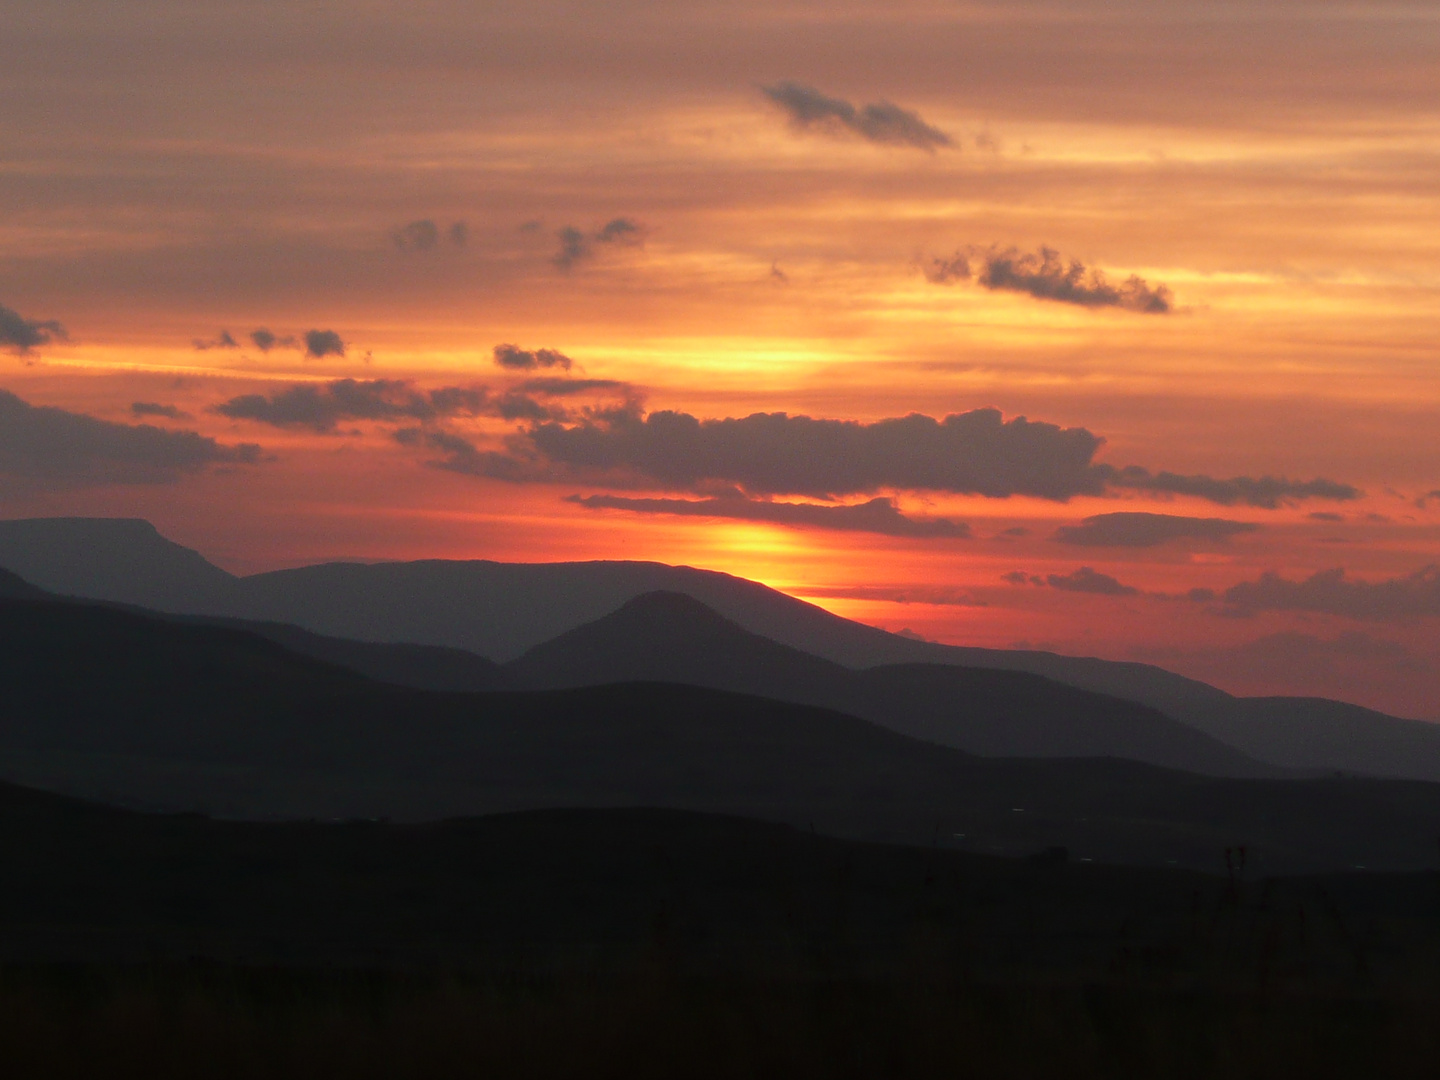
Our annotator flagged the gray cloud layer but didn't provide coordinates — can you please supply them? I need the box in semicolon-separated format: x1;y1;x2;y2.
1222;566;1440;619
567;492;969;539
0;304;67;355
0;388;258;486
1054;511;1261;547
762;82;952;151
928;246;1173;313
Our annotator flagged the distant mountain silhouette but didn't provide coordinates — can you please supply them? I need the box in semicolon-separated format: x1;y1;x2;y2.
2;516;1438;781
5;593;1440;873
504;592;1276;777
0;566;47;600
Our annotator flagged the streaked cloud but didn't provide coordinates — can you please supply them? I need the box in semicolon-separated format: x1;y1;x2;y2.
214;378;486;432
762;81;952;151
130;402;189;420
567;492;969;539
1054;512;1260;547
192;330;238;351
1104;468;1360;509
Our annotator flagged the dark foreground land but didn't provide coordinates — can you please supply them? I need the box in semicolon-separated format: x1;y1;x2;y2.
4;780;1440;1077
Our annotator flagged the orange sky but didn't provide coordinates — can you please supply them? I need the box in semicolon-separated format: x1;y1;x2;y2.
1;0;1437;717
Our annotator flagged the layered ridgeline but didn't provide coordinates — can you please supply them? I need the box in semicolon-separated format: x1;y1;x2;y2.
1;517;1439;781
5;587;1440;874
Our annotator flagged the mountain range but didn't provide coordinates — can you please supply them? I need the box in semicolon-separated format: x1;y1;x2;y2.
1;516;1438;781
6;584;1440;873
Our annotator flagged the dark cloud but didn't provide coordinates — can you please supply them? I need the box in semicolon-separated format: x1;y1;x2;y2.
1416;489;1440;509
1309;511;1345;522
929;245;1173;313
1103;467;1360;508
519;377;630;397
0;388;258;486
448;221;468;247
192;330;238;351
303;329;346;359
1045;567;1140;596
552;219;644;270
130;402;189;420
249;328;296;352
553;226;590;270
214;378;488;433
493;344;573;371
493;392;569;422
1053;511;1261;548
596;218;642;244
761;82;952;152
520;407;1108;499
1222;565;1440;620
455;403;1362;510
567;493;969;539
393;219;439;252
0;303;67;355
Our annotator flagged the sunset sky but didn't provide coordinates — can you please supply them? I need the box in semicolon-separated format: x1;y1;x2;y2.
2;0;1438;717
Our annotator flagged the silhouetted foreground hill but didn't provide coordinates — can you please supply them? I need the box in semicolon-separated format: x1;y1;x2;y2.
2;516;1437;782
0;776;1431;982
5;596;1440;873
7;780;1440;1080
504;592;1276;777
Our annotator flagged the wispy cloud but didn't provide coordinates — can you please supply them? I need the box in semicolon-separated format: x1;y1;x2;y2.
1005;566;1139;596
1054;511;1260;547
552;218;644;270
762;82;952;151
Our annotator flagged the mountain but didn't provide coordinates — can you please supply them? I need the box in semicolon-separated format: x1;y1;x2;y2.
0;566;47;600
504;592;1276;778
5;593;1440;873
2;516;1438;782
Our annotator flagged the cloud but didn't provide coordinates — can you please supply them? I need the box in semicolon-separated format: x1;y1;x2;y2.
552;218;644;270
249;328;296;352
493;344;573;371
192;330;238;351
928;245;1173;313
761;82;952;151
0;388;258;486
303;329;345;359
214;378;488;433
1103;466;1360;508
519;377;630;397
1309;511;1345;522
130;402;189;420
1045;567;1140;596
566;492;969;539
0;303;67;355
393;219;439;252
516;407;1106;499
448;221;468;247
1221;565;1440;619
1053;511;1261;547
453;403;1362;510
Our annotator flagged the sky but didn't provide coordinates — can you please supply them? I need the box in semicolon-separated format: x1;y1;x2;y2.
1;0;1438;718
